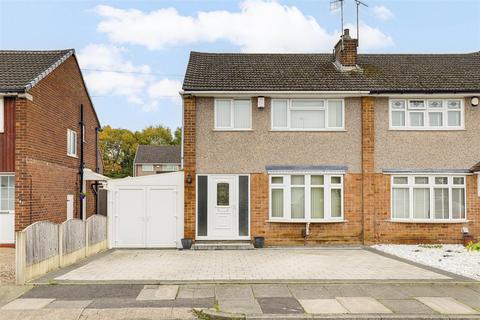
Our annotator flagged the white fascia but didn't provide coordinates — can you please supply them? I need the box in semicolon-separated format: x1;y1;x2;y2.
179;90;370;98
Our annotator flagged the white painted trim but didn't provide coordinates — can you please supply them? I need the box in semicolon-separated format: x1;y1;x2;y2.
268;174;344;222
181;90;370;97
0;97;4;133
267;219;346;224
271;98;345;131
373;93;480;98
389;219;469;224
267;170;347;175
389;98;465;131
390;174;468;222
214;99;252;130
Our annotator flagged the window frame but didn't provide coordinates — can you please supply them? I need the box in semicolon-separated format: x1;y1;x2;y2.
269;174;344;222
142;164;154;172
390;175;467;222
0;174;15;215
271;99;345;131
389;99;465;131
67;129;78;157
214;98;252;130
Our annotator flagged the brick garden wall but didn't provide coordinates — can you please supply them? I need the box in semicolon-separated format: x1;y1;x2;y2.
15;55;100;231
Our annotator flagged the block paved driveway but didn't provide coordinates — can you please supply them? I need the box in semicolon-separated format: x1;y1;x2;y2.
51;248;453;282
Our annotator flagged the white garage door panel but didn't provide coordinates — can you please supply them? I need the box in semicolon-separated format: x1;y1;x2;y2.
0;214;14;244
146;188;176;247
116;188;145;247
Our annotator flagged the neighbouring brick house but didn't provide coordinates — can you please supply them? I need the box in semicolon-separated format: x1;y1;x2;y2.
133;145;181;176
181;29;480;245
0;50;105;245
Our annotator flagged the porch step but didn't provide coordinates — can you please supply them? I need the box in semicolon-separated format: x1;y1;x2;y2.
193;241;254;250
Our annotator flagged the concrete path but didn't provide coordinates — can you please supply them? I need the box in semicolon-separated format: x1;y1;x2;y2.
1;283;479;319
0;248;15;285
52;248;453;282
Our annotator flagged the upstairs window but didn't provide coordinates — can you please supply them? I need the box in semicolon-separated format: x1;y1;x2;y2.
215;99;251;130
272;99;344;131
390;99;464;130
67;129;77;157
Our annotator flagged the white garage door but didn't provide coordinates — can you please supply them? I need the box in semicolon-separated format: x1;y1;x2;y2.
109;172;183;248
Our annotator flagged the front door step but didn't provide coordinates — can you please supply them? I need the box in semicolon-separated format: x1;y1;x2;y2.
193;241;254;250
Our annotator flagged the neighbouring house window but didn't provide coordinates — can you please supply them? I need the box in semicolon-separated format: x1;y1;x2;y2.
142;164;154;172
269;174;343;221
390;99;464;130
271;99;344;130
162;165;179;171
0;175;14;214
0;97;4;133
67;129;77;157
391;175;466;221
215;99;251;130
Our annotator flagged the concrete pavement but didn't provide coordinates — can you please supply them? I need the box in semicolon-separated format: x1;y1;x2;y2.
1;283;479;319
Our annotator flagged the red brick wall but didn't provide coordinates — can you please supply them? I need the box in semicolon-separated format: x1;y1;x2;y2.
362;97;375;244
14;55;100;231
251;173;363;245
183;95;196;239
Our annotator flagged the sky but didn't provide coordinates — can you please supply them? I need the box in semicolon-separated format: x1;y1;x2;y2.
1;0;479;132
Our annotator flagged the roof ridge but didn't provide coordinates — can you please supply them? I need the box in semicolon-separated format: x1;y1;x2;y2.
0;49;73;54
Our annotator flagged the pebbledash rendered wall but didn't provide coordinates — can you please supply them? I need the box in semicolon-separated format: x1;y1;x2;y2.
184;95;479;245
14;56;100;232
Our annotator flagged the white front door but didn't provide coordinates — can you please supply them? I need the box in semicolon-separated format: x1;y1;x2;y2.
209;176;237;239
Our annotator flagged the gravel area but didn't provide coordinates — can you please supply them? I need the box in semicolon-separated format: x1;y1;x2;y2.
372;244;480;280
0;248;15;285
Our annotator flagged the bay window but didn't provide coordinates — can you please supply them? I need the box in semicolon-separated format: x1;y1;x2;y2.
269;174;343;221
215;99;251;130
271;99;344;131
390;99;464;130
391;175;466;221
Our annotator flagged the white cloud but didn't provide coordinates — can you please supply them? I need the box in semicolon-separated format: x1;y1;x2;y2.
345;23;394;51
94;0;393;52
77;44;181;112
373;5;394;21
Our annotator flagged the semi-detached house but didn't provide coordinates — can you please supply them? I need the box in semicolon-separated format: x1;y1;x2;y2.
181;29;480;245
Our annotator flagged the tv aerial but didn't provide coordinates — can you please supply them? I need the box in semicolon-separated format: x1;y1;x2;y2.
330;0;368;47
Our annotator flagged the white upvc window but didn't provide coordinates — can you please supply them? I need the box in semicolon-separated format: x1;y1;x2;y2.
0;97;4;133
215;99;252;130
389;99;464;130
142;164;154;172
271;99;344;131
162;164;179;171
0;175;14;214
67;129;77;157
391;175;467;221
269;174;343;221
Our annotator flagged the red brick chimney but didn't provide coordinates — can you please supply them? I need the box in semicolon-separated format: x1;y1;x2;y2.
334;29;358;68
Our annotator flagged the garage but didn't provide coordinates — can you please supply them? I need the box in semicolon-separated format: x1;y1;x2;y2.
107;172;184;248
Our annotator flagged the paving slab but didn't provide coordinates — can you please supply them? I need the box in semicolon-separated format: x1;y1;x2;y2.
79;308;130;320
46;299;92;309
0;310;24;320
299;299;348;314
257;297;305;314
0;285;33;303
87;297;213;309
416;297;479;315
8;309;84;320
379;299;437;314
1;298;54;310
21;284;143;300
218;298;262;314
324;285;368;297
359;284;409;300
436;285;480;309
216;284;254;300
136;285;178;300
398;284;451;298
177;284;215;299
253;284;292;298
336;297;393;314
289;284;332;299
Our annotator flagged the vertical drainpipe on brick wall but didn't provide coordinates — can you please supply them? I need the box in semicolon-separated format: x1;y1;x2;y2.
79;104;85;220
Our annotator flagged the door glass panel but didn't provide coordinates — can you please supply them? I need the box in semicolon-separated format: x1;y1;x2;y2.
197;176;208;236
238;176;249;236
217;183;229;206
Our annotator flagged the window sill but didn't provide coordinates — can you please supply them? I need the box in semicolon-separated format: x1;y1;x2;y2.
67;154;78;159
267;219;347;224
389;219;470;224
269;129;346;132
213;129;253;132
388;127;465;131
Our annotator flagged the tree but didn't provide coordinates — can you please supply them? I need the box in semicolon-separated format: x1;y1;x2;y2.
99;124;182;178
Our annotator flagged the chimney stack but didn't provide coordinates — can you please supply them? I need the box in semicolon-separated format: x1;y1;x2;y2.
334;29;358;69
